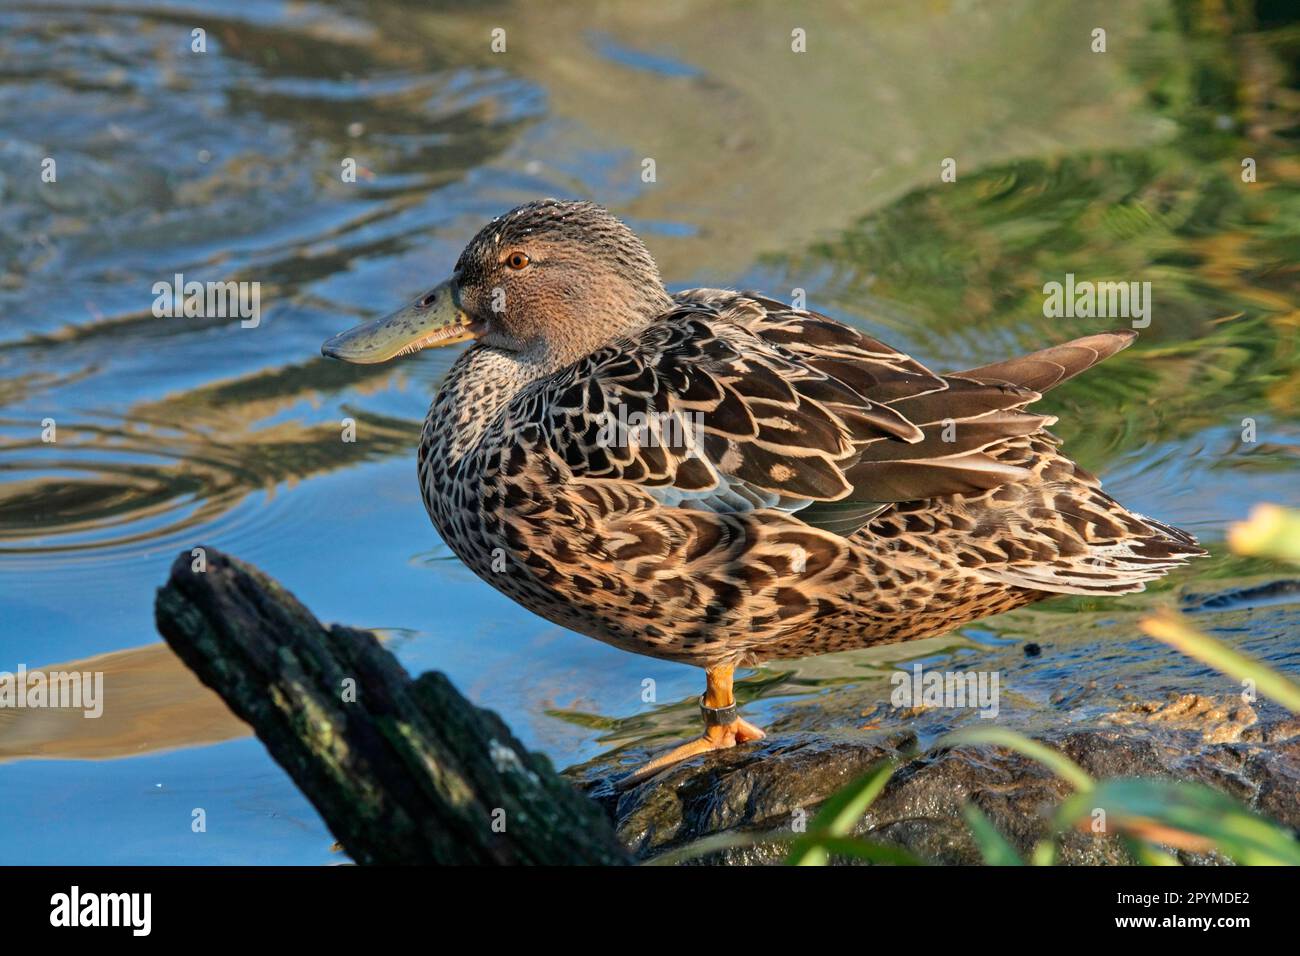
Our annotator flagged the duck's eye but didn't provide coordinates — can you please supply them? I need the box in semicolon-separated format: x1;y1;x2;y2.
506;252;531;270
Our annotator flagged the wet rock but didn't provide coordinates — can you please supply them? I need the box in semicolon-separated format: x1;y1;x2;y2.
570;699;1300;865
1104;692;1258;743
581;731;916;861
569;583;1300;865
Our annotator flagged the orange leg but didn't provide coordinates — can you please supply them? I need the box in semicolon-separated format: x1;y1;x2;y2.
620;663;765;788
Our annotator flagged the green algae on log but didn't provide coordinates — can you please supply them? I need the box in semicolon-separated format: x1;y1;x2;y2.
154;547;629;866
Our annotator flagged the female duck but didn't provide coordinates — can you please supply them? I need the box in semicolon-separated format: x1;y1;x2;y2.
323;200;1203;783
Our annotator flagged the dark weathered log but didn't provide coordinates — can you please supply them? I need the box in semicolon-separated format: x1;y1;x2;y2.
154;547;630;865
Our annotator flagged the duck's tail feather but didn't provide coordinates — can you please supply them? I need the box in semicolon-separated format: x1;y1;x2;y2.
953;329;1136;393
976;496;1207;596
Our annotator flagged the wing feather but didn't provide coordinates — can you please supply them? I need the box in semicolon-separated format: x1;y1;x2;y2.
528;292;1104;537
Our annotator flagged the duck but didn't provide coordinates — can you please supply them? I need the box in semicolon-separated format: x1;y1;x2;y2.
322;199;1205;784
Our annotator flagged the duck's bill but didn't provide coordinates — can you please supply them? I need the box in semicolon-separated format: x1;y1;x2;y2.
321;277;474;364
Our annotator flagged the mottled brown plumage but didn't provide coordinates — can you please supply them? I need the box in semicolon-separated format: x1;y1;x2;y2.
326;199;1205;777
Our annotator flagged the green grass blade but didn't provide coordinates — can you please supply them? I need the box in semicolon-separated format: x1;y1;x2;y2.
939;727;1094;792
1125;837;1182;866
810;760;896;834
1228;504;1300;563
1029;841;1056;866
787;834;924;866
1140;608;1300;713
787;760;895;865
1057;778;1300;866
644;830;793;866
962;803;1024;865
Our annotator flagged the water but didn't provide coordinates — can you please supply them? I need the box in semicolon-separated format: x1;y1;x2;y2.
1;1;1298;863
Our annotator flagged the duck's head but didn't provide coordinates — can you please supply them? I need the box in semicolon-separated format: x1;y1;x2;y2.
321;199;672;370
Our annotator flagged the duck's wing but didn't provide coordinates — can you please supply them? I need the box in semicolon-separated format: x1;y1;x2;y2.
528;294;1053;536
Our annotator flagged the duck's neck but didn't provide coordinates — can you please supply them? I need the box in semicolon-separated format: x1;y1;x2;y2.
423;344;547;467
